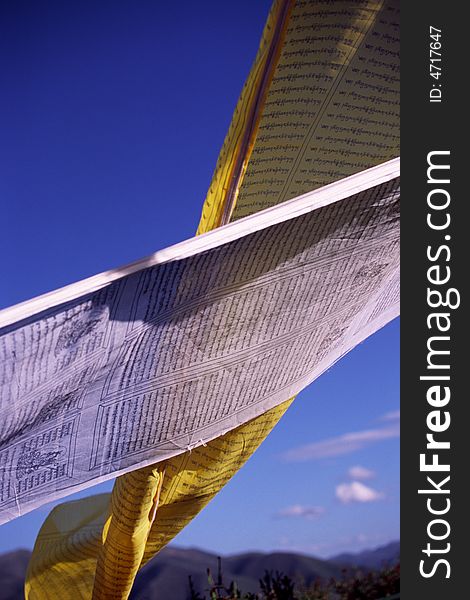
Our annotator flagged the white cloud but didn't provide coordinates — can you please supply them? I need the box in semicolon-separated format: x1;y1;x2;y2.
276;504;325;520
348;465;375;480
336;481;384;504
281;424;399;462
380;410;400;422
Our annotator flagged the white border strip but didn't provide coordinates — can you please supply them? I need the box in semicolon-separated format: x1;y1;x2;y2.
0;157;399;328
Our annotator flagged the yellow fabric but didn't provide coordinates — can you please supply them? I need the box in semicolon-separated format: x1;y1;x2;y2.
25;401;292;599
91;469;163;599
25;494;109;599
26;2;293;598
196;0;292;232
25;0;400;597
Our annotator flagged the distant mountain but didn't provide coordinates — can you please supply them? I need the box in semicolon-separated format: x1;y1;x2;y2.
330;540;400;569
0;541;399;600
0;549;30;600
130;547;343;599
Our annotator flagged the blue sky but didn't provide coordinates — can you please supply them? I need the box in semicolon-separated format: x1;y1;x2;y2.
0;1;399;558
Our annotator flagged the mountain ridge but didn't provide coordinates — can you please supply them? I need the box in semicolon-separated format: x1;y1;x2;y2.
0;541;400;600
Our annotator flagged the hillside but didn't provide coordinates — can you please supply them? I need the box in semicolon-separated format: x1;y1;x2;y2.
330;541;400;569
0;550;31;600
0;541;399;600
130;547;344;599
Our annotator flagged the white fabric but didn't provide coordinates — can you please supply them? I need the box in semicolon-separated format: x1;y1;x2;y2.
0;160;399;523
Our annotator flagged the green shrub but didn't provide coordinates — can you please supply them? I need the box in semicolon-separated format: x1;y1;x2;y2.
187;558;400;600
